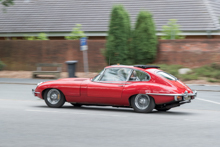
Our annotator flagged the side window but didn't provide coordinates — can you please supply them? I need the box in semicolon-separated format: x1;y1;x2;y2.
157;71;176;81
129;70;150;81
100;68;132;82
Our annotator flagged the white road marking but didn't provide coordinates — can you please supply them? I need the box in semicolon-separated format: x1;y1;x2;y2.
197;98;220;105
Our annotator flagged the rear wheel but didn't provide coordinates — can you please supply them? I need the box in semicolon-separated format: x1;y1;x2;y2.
44;89;65;108
131;94;155;113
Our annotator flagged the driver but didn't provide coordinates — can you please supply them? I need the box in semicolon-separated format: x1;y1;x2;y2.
130;71;140;81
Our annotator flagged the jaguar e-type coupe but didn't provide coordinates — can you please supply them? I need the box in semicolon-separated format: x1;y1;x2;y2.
32;65;197;113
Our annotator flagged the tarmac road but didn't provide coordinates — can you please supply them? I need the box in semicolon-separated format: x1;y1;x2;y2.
0;83;220;147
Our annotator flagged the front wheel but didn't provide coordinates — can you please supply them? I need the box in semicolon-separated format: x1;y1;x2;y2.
44;89;65;108
131;94;155;113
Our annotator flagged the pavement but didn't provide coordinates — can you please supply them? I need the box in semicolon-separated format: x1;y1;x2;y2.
0;78;219;92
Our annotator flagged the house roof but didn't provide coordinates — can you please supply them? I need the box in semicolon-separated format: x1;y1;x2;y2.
0;0;220;35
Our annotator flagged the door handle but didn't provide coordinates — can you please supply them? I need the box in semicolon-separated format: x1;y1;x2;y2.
118;85;124;87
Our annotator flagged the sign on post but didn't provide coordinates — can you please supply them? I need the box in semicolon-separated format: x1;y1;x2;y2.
80;37;89;74
80;37;88;51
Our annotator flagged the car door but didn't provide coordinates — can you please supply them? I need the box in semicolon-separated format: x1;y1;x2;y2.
87;67;132;104
122;69;151;103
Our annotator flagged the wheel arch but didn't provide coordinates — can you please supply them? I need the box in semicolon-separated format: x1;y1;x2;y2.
128;94;155;106
42;88;66;101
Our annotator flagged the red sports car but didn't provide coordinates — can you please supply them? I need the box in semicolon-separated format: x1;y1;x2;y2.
32;65;197;113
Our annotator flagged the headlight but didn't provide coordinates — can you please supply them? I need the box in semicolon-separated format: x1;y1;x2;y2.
37;82;44;86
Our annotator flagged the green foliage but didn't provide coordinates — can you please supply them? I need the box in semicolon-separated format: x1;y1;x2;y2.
180;74;198;81
105;5;131;65
25;36;35;40
65;24;86;40
131;11;157;64
37;33;49;40
154;63;220;81
0;59;5;71
194;64;220;79
207;78;219;83
25;33;49;40
1;0;13;7
161;19;184;40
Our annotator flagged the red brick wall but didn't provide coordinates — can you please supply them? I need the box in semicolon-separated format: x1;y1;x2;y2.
0;39;220;72
0;40;107;72
156;39;220;67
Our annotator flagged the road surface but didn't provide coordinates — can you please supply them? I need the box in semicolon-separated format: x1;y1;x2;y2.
0;83;220;147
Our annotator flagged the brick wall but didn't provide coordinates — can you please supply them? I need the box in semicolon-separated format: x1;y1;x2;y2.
156;39;220;67
0;40;107;72
0;39;220;72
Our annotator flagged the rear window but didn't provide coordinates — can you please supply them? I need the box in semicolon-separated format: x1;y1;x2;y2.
157;71;177;81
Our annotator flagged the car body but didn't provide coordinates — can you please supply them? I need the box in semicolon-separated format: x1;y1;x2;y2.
32;65;197;113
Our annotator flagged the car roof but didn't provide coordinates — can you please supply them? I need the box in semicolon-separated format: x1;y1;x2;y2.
105;65;160;71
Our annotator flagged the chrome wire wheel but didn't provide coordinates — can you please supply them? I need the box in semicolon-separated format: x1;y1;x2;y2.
134;94;150;110
131;94;155;113
47;89;61;105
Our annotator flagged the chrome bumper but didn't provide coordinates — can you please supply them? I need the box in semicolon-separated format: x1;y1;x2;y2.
146;90;197;101
32;89;40;96
32;89;35;95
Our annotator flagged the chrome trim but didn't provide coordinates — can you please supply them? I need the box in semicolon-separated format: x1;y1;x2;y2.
147;93;183;96
147;90;197;99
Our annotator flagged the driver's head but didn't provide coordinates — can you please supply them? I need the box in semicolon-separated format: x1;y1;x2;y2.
131;71;137;77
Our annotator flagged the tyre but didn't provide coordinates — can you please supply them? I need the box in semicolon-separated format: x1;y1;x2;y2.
70;103;82;107
131;94;155;113
44;89;65;108
155;108;170;112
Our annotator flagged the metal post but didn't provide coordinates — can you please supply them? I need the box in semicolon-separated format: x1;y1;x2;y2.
83;50;89;74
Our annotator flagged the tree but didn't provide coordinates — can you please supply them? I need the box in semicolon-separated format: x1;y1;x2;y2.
65;24;86;40
1;0;13;7
161;19;184;39
105;5;131;65
0;58;5;71
131;11;157;64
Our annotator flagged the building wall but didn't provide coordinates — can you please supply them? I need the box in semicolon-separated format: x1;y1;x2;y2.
0;40;107;72
156;39;220;67
0;39;220;72
1;35;220;40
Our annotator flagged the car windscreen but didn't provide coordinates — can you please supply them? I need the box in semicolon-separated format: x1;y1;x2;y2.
100;68;132;81
157;71;177;81
92;69;104;82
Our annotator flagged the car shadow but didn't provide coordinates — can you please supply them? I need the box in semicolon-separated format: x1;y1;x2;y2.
34;105;195;115
34;105;134;113
150;110;195;116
